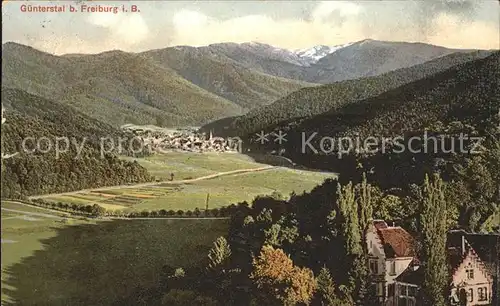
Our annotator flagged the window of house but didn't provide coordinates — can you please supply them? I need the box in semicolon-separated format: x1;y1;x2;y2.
388;283;395;297
399;284;408;296
398;297;408;306
408;286;418;297
378;283;386;296
370;260;378;274
466;269;474;280
468;288;474;302
478;287;488;301
389;260;396;275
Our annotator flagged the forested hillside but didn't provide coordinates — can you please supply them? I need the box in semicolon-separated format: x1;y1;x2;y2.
2;42;315;128
201;51;492;136
142;46;315;110
2;42;242;127
245;52;500;232
1;89;152;198
200;40;461;84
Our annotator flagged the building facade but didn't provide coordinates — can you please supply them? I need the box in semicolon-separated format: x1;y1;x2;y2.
366;220;419;306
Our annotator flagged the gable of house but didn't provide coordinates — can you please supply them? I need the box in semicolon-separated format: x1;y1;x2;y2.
451;248;492;287
449;241;493;305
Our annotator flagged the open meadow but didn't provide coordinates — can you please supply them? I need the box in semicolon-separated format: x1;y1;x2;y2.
121;152;270;180
39;153;335;212
1;201;228;305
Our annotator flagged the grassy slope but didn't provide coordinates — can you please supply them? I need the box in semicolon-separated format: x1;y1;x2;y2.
122;152;268;180
121;168;334;211
1;201;228;305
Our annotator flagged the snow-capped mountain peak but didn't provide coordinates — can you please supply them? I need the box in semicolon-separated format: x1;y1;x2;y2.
294;42;354;64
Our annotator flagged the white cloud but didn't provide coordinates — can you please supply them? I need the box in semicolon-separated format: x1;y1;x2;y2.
311;1;363;21
169;6;365;49
4;1;498;54
87;12;149;47
172;9;209;29
427;13;500;50
168;2;499;51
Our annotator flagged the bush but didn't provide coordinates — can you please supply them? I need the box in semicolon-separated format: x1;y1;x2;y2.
194;208;201;217
212;208;222;217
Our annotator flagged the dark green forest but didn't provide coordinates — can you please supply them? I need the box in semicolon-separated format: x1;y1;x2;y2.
1;88;152;198
241;52;500;232
201;50;492;136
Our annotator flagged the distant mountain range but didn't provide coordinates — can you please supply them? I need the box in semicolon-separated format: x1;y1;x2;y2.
196;39;470;84
294;42;354;64
1;39;487;128
201;50;493;136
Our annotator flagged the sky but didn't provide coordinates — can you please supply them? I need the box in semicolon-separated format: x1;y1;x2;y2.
2;0;499;55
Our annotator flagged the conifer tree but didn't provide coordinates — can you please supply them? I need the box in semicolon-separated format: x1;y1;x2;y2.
420;173;448;306
336;181;369;304
315;266;352;306
355;173;374;305
207;236;232;271
357;173;373;233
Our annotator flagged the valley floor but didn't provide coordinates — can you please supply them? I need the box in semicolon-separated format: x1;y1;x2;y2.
32;152;335;212
1;200;229;305
1;152;335;304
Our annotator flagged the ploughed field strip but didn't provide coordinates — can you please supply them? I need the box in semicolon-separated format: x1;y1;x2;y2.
42;185;194;210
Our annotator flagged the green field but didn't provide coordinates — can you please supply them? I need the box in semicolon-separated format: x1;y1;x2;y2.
42;167;334;212
122;152;268;180
1;201;228;305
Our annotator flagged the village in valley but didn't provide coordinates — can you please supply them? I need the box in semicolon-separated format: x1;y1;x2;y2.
123;125;243;154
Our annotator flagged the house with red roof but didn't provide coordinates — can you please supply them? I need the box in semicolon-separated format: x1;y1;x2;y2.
366;222;498;306
365;220;420;306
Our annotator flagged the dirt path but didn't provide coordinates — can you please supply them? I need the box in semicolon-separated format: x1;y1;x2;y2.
107;217;230;220
3;201;73;215
29;165;275;200
1;207;65;219
2;202;230;221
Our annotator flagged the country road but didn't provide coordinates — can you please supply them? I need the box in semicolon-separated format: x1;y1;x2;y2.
2;202;230;221
107;216;230;220
1;207;65;219
29;165;276;200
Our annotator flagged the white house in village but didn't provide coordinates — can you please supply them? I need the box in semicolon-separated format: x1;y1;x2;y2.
366;220;420;306
366;222;497;306
448;232;495;306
